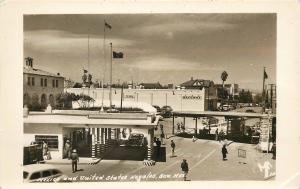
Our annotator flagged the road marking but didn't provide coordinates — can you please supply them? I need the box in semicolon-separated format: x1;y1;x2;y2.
190;149;216;170
155;160;181;175
127;165;146;175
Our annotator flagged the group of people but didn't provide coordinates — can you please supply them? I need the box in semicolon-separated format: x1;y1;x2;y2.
176;122;186;133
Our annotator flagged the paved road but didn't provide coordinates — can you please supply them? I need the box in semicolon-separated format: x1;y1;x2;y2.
44;118;275;182
54;136;275;182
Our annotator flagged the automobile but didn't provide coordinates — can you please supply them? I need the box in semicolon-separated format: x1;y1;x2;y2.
125;133;145;147
106;108;120;113
245;109;255;113
23;164;68;183
160;106;173;118
152;105;161;113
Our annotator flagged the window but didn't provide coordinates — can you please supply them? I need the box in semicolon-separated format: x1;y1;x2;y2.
35;135;58;150
52;80;55;88
23;171;29;179
40;78;43;87
30;172;41;180
52;169;61;175
27;77;31;86
31;77;35;86
42;170;51;177
56;80;58;88
44;79;47;87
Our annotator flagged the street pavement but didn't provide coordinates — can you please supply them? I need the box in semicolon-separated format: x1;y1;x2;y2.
43;118;275;182
52;138;275;182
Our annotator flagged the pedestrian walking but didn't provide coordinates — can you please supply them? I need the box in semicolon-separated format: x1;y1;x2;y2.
155;138;161;158
170;140;176;157
222;144;228;161
181;159;189;181
271;142;276;160
160;124;164;131
160;132;165;145
215;128;219;141
70;149;79;173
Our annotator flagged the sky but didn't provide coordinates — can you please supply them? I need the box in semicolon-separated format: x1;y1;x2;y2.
24;14;276;91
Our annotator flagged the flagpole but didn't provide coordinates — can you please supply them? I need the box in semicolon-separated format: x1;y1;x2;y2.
262;67;266;113
87;33;90;109
109;42;113;109
100;20;106;112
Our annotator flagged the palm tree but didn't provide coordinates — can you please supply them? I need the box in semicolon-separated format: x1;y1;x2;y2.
220;71;228;110
221;71;228;87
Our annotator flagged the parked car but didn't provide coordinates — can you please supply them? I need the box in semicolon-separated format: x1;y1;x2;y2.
246;109;255;113
23;164;68;183
161;106;173;118
125;133;145;147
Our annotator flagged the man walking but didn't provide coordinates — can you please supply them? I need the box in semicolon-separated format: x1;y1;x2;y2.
181;159;189;181
170;140;176;157
155;138;161;158
222;145;228;161
70;149;79;173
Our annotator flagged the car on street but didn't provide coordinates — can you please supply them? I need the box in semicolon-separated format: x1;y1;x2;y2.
161;106;173;118
23;164;68;183
125;133;145;147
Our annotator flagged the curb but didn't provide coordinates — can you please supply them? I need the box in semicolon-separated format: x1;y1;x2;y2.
44;158;102;165
143;160;156;166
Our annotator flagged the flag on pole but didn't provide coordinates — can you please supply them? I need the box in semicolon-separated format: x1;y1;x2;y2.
105;21;112;30
113;51;124;58
264;70;268;79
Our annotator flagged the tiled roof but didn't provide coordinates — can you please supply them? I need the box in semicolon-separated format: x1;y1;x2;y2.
180;79;212;88
23;67;64;78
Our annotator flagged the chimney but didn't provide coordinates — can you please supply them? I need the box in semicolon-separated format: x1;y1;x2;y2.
25;57;33;68
191;77;194;81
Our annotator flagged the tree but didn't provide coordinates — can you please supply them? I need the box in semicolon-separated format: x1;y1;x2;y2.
238;89;253;103
221;71;228;87
82;74;87;84
88;74;93;84
55;92;95;109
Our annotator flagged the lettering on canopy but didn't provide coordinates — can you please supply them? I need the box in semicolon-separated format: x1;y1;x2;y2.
182;95;202;100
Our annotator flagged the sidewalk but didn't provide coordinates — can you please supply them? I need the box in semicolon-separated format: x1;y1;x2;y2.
44;157;101;165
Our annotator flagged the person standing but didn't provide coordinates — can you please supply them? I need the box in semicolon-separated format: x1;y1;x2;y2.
181;159;189;181
42;141;48;157
64;140;71;159
155;138;161;158
170;140;176;157
70;149;79;173
271;142;276;160
215;128;219;141
222;145;228;161
160;132;165;145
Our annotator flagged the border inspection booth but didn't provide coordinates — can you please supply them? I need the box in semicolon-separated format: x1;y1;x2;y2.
23;109;159;163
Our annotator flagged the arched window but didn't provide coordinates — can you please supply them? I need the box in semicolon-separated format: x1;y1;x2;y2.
31;93;40;110
49;94;55;108
41;94;47;109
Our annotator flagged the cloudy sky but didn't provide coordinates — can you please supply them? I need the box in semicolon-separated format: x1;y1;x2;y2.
24;14;276;91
